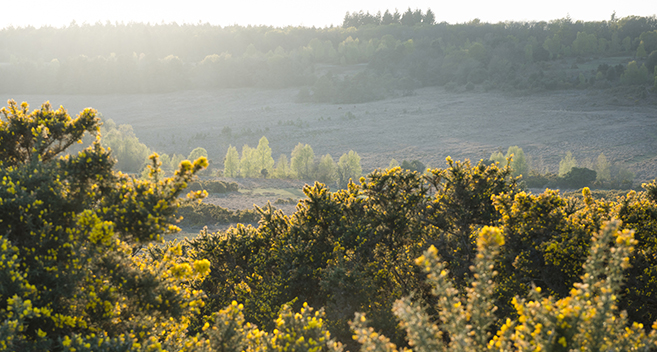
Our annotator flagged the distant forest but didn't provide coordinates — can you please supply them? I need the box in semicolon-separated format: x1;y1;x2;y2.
1;11;656;100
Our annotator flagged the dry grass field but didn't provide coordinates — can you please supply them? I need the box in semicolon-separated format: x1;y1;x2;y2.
6;85;656;181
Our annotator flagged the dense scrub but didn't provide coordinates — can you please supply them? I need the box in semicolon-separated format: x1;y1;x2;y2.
177;202;260;228
0;100;211;350
4;99;657;351
186;180;239;194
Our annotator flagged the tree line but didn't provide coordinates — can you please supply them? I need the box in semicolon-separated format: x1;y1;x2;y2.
97;117;638;191
92;120;363;189
489;146;636;189
223;136;362;188
342;8;436;28
1;15;656;97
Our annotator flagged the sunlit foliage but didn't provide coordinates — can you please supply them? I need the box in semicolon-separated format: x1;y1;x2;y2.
0;100;210;351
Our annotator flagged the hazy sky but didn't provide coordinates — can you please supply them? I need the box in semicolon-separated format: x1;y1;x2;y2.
3;0;656;28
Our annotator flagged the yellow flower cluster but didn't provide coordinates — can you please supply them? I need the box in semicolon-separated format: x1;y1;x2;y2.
354;221;657;352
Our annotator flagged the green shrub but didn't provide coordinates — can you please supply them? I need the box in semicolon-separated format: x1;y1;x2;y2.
187;180;239;194
523;170;558;188
560;166;597;188
0;100;210;351
177;202;260;227
400;159;426;173
352;222;657;351
621;61;653;85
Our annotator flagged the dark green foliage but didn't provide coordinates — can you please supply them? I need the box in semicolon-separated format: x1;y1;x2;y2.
424;158;519;288
491;190;593;317
647;50;657;74
185;159;520;348
561;167;597;188
186;180;239;194
187;170;433;348
490;185;657;328
177;202;260;227
0;100;209;350
3;16;657;95
400;160;426;173
183;156;657;347
523;170;559;188
614;186;657;325
526;166;634;190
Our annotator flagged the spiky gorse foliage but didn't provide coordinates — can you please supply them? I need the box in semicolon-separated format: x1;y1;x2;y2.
200;301;343;352
0;100;99;167
0;100;211;351
352;222;657;352
186;160;520;347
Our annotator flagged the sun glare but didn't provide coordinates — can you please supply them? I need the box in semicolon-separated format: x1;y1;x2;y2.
3;0;655;29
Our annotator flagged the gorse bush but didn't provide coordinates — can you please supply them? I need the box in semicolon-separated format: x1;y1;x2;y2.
184;159;519;348
4;99;657;351
352;222;657;352
185;160;657;350
0;100;212;351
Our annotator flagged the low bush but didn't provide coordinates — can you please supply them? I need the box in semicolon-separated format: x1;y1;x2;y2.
523;170;558;188
274;197;298;205
560;166;597;188
177;202;260;227
353;222;657;352
187;180;239;194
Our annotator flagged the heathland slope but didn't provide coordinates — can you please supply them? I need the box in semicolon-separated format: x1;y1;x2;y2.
6;85;657;181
